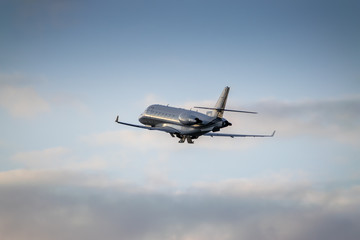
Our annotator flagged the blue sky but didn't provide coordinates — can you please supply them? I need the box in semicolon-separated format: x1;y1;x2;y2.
1;0;360;239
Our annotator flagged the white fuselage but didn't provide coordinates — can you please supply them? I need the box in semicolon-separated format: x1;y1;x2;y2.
138;104;228;137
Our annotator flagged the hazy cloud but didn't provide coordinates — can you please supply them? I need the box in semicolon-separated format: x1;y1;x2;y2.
227;96;360;145
0;170;359;240
0;169;126;188
0;73;50;117
11;147;108;172
49;93;90;114
82;130;186;151
0;84;50;118
0;169;85;187
12;147;70;166
83;128;263;151
0;73;89;118
180;95;360;145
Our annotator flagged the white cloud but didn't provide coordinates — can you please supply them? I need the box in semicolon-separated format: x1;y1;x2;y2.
12;147;70;168
65;156;108;171
144;155;177;190
0;169;77;186
0;168;129;189
83;128;262;151
190;177;360;210
81;129;185;151
191;175;309;197
11;147;109;172
49;92;90;114
0;85;50;118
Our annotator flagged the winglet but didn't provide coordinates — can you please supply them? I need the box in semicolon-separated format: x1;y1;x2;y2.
271;130;276;137
115;115;119;123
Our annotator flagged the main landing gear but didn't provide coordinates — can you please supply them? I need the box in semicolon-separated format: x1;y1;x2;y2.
178;136;194;144
170;133;196;144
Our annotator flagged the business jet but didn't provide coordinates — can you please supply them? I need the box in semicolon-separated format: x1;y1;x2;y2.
115;86;275;144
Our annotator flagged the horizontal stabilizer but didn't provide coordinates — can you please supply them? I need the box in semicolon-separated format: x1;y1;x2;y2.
194;106;257;114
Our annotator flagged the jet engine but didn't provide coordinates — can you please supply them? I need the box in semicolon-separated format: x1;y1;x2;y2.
178;112;203;125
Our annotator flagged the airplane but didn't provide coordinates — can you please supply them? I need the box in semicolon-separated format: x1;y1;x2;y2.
115;86;275;144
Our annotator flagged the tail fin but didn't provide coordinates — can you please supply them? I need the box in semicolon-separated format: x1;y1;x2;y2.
213;86;230;117
193;86;258;117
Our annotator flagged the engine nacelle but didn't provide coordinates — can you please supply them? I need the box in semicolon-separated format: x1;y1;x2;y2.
178;112;202;125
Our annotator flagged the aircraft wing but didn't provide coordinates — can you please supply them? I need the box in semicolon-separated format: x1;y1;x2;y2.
115;116;152;130
204;131;276;138
115;116;179;134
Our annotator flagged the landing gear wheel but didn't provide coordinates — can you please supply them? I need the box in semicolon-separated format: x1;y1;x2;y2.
178;136;186;143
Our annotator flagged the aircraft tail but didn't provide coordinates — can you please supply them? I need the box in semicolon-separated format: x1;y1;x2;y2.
213;86;230;117
194;86;258;117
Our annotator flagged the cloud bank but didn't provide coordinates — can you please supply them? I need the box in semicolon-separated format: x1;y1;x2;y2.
226;96;360;145
0;170;359;240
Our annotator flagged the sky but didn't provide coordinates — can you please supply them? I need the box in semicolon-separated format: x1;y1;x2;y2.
1;0;360;239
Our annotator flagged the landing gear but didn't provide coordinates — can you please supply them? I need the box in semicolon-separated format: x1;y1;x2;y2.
178;136;186;143
177;135;196;144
